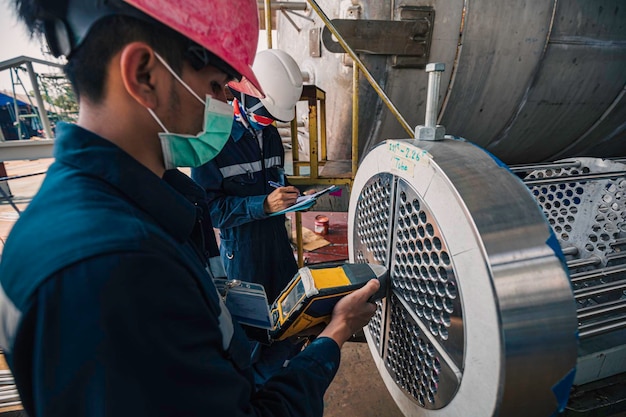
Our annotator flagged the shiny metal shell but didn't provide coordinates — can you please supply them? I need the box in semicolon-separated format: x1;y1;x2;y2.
277;0;626;165
348;138;579;416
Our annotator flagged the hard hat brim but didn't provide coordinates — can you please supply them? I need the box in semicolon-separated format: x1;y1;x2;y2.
228;76;265;99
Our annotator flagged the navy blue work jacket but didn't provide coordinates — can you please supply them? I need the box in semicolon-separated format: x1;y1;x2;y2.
0;122;339;417
192;121;298;301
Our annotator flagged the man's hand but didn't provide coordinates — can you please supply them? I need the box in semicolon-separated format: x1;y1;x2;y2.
318;279;380;348
264;186;300;214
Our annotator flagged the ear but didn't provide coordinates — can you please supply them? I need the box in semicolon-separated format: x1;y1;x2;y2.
119;42;161;109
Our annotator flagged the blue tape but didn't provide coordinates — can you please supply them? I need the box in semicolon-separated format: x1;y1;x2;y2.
550;367;576;416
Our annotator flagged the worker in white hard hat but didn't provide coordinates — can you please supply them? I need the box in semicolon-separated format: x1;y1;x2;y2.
192;49;310;388
0;1;379;416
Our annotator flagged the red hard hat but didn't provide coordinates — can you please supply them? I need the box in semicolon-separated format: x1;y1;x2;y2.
126;0;263;97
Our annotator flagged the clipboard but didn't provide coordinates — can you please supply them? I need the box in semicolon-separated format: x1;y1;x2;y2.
270;185;339;216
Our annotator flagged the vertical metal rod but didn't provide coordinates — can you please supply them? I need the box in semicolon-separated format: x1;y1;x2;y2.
296;212;304;267
424;64;443;127
308;98;319;179
305;0;413;136
10;70;22;140
352;61;359;177
264;0;273;48
290;117;299;176
26;61;54;139
319;90;327;163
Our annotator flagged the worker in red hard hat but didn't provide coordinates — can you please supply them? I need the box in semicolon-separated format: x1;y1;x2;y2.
0;1;380;417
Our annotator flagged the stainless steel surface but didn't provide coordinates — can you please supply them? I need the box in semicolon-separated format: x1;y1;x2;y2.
349;138;579;416
423;63;443;129
277;0;626;165
414;62;446;141
517;157;626;386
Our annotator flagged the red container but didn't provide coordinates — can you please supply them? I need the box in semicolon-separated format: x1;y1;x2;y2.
314;215;329;235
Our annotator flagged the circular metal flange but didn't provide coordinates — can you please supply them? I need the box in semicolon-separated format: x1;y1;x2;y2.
349;138;579;417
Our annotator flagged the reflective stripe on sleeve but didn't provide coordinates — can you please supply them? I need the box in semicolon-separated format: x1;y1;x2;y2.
219;161;262;178
0;284;21;354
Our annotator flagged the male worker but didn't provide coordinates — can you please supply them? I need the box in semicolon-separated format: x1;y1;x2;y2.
192;49;303;302
0;1;379;417
192;49;305;388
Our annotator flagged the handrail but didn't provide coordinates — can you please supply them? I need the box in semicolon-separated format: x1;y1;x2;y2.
305;0;413;137
264;0;273;48
261;0;414;138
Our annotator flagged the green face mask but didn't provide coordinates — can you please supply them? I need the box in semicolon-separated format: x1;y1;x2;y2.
148;53;233;170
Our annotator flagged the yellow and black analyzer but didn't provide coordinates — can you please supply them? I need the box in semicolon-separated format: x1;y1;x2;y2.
269;263;388;341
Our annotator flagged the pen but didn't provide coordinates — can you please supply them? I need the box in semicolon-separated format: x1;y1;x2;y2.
268;181;283;189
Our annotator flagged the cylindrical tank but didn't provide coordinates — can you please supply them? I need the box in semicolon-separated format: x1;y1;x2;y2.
348;138;626;416
277;0;626;165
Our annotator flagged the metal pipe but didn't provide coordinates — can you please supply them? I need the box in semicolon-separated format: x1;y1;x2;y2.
578;315;626;339
570;265;626;284
305;0;413;136
296;212;304;267
605;252;626;263
566;256;601;270
610;238;626;247
352;61;359;177
523;170;626;186
10;69;22;140
264;0;273;48
573;279;626;299
560;246;579;257
257;1;307;10
425;64;444;128
26;61;54;139
577;299;626;320
509;160;582;173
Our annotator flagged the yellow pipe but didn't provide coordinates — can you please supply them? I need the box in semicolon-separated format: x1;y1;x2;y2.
306;0;413;137
264;0;273;48
296;212;304;267
352;61;359;177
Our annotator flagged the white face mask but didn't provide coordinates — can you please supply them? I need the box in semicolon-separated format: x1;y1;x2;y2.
147;52;233;169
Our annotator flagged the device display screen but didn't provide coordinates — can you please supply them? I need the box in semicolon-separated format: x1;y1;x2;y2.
281;278;306;316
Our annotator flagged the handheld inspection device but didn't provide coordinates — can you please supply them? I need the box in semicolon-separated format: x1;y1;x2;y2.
216;263;388;342
269;263;388;341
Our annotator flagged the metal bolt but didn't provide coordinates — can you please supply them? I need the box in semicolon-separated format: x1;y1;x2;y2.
424;63;445;128
414;62;446;140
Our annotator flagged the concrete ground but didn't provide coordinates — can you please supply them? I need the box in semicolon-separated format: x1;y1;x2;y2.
324;341;404;417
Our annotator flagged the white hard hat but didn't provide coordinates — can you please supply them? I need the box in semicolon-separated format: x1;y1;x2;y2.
249;49;303;122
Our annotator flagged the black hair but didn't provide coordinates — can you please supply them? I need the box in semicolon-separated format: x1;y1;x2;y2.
65;15;188;102
12;0;189;102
